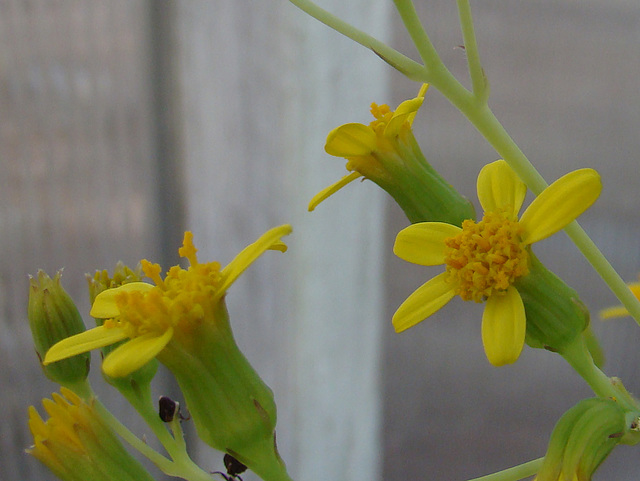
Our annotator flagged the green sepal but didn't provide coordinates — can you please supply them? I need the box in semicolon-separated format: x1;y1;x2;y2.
377;133;476;226
158;300;291;481
515;252;589;353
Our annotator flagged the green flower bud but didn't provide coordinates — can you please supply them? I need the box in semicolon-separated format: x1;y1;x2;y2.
536;398;631;481
515;253;590;354
28;270;90;386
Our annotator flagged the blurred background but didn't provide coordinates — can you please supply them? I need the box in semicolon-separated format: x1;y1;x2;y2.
1;1;639;480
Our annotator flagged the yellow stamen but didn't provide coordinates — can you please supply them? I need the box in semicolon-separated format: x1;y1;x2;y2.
141;260;163;287
178;231;199;266
444;210;529;302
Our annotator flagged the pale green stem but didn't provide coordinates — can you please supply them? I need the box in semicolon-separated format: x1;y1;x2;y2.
456;0;489;103
287;0;425;79
465;457;543;481
92;399;175;474
116;383;214;481
561;336;639;411
393;0;440;71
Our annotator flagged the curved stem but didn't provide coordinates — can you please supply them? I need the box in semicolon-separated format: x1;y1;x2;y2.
465;457;543;481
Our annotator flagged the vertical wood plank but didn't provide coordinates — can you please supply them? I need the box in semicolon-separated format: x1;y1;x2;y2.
175;2;390;480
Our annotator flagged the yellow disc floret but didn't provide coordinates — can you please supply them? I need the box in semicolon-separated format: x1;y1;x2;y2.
369;102;394;136
105;232;223;339
444;210;529;302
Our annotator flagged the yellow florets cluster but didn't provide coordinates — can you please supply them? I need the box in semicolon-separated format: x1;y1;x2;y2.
444;210;529;302
104;233;223;339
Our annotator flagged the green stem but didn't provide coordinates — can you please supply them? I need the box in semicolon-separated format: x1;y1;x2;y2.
456;0;489;103
465;457;543;481
93;399;175;473
116;383;214;481
560;336;638;410
393;0;440;71
287;0;425;79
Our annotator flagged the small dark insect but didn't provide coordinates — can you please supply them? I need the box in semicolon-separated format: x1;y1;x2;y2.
213;453;248;481
158;396;190;422
158;396;178;422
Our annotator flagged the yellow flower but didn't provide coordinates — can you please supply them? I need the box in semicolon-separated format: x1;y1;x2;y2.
27;388;155;481
44;225;292;378
309;84;475;225
393;160;601;366
599;281;640;319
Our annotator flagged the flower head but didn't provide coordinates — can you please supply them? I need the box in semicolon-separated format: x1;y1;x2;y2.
309;84;475;225
27;388;155;481
393;160;601;366
44;225;292;378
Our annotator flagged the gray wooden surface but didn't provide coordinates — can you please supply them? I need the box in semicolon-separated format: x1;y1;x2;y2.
1;1;640;481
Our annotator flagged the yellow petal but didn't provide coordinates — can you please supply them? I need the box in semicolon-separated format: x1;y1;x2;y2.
476;160;526;217
102;327;173;378
43;325;128;364
392;272;456;332
393;222;461;266
219;224;292;294
519;168;602;245
384;97;424;138
90;282;155;318
325;123;377;157
406;84;429;126
308;172;363;212
481;286;526;366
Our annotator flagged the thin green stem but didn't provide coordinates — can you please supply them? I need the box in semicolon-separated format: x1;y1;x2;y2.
392;0;440;70
561;336;639;411
93;399;175;473
287;0;425;79
465;457;543;481
456;0;488;103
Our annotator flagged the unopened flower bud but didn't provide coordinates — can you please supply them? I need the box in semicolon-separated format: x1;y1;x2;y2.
536;397;632;481
28;270;90;386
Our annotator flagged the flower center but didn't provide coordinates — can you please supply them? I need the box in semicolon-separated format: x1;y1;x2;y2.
369;102;394;136
444;210;529;302
104;233;223;338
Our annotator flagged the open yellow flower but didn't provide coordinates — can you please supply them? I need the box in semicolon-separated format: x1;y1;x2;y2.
393;160;601;366
44;225;292;378
309;84;475;225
